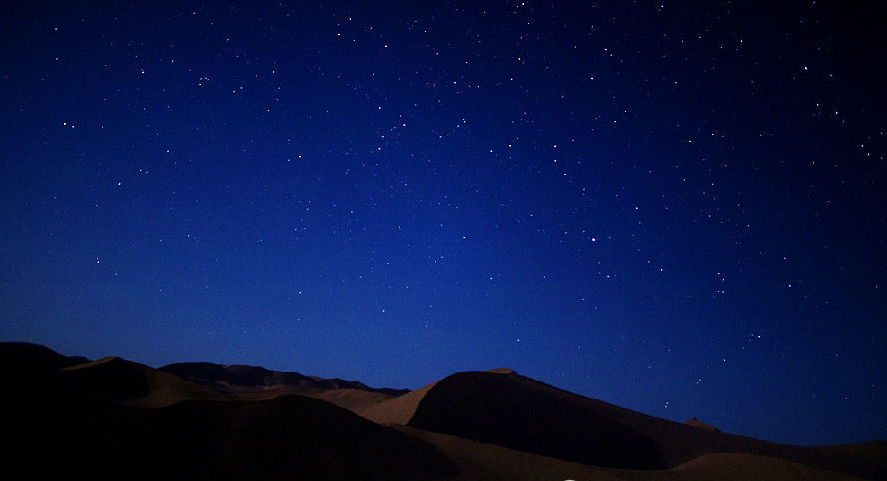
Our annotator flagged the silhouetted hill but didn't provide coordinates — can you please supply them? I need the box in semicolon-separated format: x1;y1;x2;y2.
409;370;666;469
1;344;458;480
405;369;887;479
4;392;458;480
55;356;227;406
685;417;719;431
0;341;87;375
553;379;887;480
2;343;884;480
59;356;150;399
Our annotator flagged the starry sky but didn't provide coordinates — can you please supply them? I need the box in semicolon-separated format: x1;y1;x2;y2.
1;0;885;446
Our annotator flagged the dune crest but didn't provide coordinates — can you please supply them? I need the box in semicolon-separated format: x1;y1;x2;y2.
59;356;226;406
3;343;884;480
356;380;439;425
685;417;719;431
159;361;407;411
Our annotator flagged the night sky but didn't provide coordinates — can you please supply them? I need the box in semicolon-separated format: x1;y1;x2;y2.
2;0;885;446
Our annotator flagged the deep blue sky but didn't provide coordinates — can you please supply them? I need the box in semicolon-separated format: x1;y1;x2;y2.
1;0;884;446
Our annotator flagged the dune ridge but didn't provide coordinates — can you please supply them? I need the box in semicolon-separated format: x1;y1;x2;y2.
399;368;886;479
2;342;884;480
159;361;408;411
397;425;869;481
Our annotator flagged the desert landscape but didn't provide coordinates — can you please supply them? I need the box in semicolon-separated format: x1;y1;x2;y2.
4;1;885;478
2;341;884;480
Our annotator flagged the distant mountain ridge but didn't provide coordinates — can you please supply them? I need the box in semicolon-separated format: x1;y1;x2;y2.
160;361;409;397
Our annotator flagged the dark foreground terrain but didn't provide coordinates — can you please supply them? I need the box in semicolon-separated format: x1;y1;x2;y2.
2;342;884;481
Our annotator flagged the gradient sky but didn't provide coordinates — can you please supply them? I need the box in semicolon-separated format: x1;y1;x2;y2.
2;0;884;446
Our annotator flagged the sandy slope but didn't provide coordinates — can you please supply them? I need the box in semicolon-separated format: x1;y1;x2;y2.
402;368;886;479
395;425;625;481
354;368;514;424
225;383;397;411
311;387;396;411
159;361;407;411
683;418;718;431
4;344;883;480
397;425;868;481
356;380;438;424
4;393;458;480
661;452;868;481
408;370;665;469
59;356;227;406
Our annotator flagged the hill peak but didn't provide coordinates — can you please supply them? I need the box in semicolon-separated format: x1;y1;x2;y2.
685;417;720;431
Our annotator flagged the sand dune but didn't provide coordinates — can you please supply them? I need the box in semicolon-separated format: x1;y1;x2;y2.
684;418;718;431
311;387;396;412
160;361;408;396
398;425;868;481
58;356;227;406
663;452;867;481
408;370;665;469
0;342;87;373
4;393;458;480
160;361;410;413
356;379;438;424
2;344;456;480
402;368;886;479
59;357;151;399
218;383;396;412
2;343;884;480
0;341;88;394
356;368;515;424
395;424;627;481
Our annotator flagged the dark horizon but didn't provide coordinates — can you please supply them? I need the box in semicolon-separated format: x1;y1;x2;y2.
1;0;884;447
11;337;887;448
